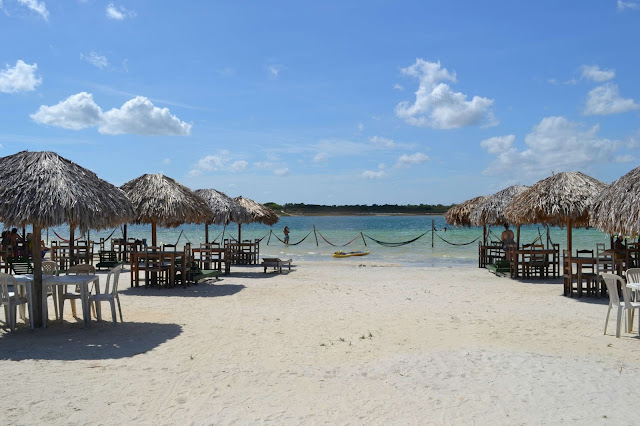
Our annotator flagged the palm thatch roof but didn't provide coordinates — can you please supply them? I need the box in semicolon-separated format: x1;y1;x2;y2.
445;195;489;227
504;171;606;227
0;150;134;234
194;188;252;225
120;173;212;227
590;166;640;236
470;185;528;226
233;196;279;226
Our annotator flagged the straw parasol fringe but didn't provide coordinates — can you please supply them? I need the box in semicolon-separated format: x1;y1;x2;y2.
233;196;279;241
470;185;528;226
121;173;212;246
194;189;252;243
445;196;489;227
504;172;606;228
590;166;640;236
194;189;252;226
0;151;133;233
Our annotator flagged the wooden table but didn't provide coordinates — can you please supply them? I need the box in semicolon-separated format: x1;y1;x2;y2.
112;240;144;262
131;250;184;287
478;244;504;268
511;248;559;279
192;247;227;272
226;242;259;265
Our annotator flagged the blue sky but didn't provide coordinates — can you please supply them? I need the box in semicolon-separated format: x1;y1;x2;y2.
1;1;639;205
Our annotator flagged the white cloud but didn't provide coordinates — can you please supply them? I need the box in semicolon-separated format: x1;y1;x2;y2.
81;52;109;69
393;83;404;91
584;83;639;116
615;154;635;163
190;152;249;176
581;65;615;82
480;135;516;155
362;164;386;179
369;136;396;148
268;65;282;79
100;96;192;135
30;92;103;130
313;152;328;162
230;160;248;172
274;168;289;176
395;152;430;168
395;59;496;129
357;123;364;131
18;0;48;20
362;170;386;179
106;2;135;20
483;116;617;180
0;60;42;93
618;0;640;10
31;92;192;135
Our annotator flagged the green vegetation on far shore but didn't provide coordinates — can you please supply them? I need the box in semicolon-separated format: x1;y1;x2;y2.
264;202;454;216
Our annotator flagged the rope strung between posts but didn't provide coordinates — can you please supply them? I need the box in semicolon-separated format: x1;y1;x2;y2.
175;229;184;246
315;230;360;247
433;232;481;246
363;230;430;247
210;229;224;244
52;229;82;242
256;232;270;243
271;230;313;245
95;227;118;242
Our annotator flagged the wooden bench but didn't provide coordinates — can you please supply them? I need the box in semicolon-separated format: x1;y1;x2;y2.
262;258;292;273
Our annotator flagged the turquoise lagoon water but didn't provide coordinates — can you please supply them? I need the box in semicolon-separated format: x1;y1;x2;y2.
33;215;614;267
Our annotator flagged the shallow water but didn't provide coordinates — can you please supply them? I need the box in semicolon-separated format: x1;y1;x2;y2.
29;215;617;267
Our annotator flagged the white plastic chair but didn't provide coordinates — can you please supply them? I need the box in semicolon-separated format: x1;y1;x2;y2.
625;268;640;301
89;265;123;325
602;273;640;338
41;260;59;320
0;273;29;332
61;264;96;320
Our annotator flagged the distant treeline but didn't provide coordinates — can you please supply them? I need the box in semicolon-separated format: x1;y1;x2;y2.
264;202;454;216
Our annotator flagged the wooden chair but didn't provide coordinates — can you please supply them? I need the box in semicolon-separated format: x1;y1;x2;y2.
563;250;578;296
143;247;169;288
526;245;548;278
576;249;598;296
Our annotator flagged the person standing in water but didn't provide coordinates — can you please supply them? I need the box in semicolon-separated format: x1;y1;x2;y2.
283;226;290;244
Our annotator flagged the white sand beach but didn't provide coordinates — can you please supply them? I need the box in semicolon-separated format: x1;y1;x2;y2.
2;261;639;425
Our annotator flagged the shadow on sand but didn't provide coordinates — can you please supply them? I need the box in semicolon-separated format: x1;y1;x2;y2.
0;321;183;361
120;282;246;298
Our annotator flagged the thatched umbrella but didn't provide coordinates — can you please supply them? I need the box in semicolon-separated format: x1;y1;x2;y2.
445;196;489;227
504;171;606;254
0;150;134;327
120;173;213;247
590;166;640;237
470;185;528;245
194;189;252;243
233;196;279;241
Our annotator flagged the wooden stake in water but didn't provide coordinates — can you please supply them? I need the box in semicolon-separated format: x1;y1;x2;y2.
431;219;434;248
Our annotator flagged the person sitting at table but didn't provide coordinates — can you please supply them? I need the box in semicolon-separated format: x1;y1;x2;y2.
9;228;23;257
614;236;626;253
501;223;516;260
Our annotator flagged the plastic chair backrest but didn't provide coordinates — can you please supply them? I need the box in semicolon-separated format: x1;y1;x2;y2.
0;273;16;305
601;273;622;306
625;268;640;285
66;264;95;275
104;265;122;295
41;260;57;276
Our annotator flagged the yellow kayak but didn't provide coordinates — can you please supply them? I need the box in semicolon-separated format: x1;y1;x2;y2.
333;250;370;258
